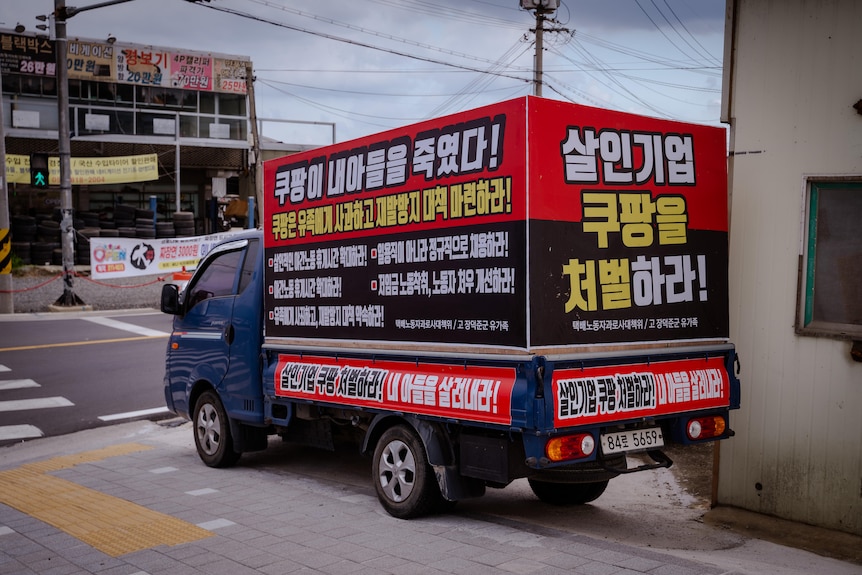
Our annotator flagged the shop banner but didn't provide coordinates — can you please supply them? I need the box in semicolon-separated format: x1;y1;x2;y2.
212;58;247;94
0;32;55;77
67;39;116;80
2;31;248;94
274;354;517;425
6;154;159;185
89;230;243;280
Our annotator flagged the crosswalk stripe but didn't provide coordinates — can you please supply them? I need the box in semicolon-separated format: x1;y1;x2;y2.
0;397;74;412
98;407;170;421
0;425;43;441
0;379;40;391
82;316;170;337
0;365;10;372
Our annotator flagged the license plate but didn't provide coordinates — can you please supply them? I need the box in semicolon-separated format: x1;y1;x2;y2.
601;427;664;454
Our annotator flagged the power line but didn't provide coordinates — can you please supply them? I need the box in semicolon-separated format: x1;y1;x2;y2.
257;78;415;128
360;0;527;30
426;38;532;118
616;73;720;94
244;0;533;72
256;65;719;74
190;2;533;85
633;0;720;68
659;0;722;66
555;42;672;117
260;76;525;98
575;31;721;76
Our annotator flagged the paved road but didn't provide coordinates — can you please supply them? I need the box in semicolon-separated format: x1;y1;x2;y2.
0;309;172;445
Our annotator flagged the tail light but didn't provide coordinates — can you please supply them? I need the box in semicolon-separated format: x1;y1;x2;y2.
686;415;726;440
546;433;596;462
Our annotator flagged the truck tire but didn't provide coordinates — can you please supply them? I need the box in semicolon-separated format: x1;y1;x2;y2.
193;390;241;468
373;425;443;519
527;479;609;505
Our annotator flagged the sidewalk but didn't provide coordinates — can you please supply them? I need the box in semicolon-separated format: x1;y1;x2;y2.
1;420;860;575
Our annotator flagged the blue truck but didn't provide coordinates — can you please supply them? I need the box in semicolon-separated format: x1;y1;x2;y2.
161;97;740;518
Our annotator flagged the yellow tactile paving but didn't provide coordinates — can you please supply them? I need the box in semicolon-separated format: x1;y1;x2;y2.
0;443;214;557
19;443;153;473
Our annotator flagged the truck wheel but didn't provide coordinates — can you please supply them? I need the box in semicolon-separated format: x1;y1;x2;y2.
373;425;443;519
527;479;609;505
194;390;240;468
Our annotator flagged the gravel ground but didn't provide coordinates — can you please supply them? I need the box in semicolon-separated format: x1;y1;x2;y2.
6;265;167;313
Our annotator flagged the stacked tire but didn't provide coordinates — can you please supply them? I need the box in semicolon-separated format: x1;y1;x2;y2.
135;208;156;239
12;215;37;242
76;227;101;266
31;216;60;266
11;241;32;264
113;204;138;237
31;241;57;266
11;215;37;265
173;211;195;237
9;206;199;267
36;217;60;243
79;211;101;228
156;221;175;238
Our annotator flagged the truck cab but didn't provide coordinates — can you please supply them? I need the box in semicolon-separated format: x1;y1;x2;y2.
162;232;267;465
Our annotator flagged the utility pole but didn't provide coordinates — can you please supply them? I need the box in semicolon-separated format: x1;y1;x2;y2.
53;0;83;307
520;0;561;97
0;66;12;313
44;0;136;307
245;62;262;228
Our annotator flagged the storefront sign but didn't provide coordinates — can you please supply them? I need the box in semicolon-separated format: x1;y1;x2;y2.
6;154;159;186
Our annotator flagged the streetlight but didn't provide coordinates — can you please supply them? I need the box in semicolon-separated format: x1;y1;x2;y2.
44;0;135;307
520;0;560;97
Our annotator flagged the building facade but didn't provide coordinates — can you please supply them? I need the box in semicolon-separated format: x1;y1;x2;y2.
1;29;295;264
720;0;862;535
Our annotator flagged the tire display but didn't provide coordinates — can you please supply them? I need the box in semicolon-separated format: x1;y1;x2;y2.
10;205;198;267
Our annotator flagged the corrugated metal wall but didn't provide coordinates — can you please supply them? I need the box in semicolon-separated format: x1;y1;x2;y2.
720;0;862;535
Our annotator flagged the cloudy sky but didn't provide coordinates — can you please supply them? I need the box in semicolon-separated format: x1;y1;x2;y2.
3;0;726;145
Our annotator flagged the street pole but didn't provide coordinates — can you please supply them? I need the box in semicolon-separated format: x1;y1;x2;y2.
47;0;137;307
245;62;262;228
534;9;545;97
521;0;560;98
53;0;84;307
0;66;13;313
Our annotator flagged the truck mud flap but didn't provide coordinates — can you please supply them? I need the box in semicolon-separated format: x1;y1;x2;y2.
599;450;673;474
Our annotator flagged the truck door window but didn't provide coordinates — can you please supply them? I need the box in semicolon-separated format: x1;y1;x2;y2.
238;239;259;294
186;249;244;310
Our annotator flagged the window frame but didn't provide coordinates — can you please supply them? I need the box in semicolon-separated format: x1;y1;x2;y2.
795;178;862;340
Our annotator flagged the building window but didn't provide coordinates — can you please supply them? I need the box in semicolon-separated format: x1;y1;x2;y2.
218;92;246;116
796;180;862;339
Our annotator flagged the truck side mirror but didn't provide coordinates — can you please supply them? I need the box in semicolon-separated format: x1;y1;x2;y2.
161;283;181;315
